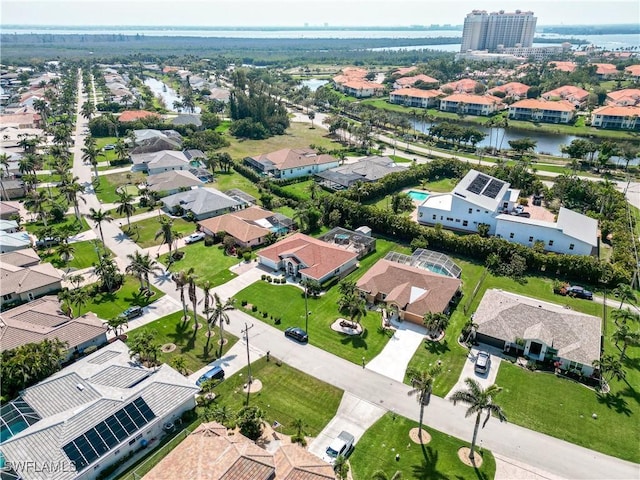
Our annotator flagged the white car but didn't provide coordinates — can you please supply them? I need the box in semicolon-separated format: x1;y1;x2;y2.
184;232;206;244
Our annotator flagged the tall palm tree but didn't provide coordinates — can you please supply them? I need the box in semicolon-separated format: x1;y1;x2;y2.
88;208;113;245
423;312;450;336
449;378;507;463
70;289;89;317
346;295;367;333
126;251;162;291
592;353;626;389
81;143;101;179
613;283;636;309
210;293;235;357
185;269;199;323
612;308;639;326
60;176;85;223
24;189;49;226
114;138;128;163
155;215;175;258
57;242;75;264
173;270;190;322
612;324;640;362
407;363;442;442
116;191;136;227
104;316;129;337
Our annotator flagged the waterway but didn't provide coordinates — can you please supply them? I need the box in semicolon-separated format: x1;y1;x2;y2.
143;77;201;113
301;79;329;91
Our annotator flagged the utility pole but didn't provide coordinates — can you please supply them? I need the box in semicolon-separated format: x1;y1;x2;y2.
304;282;309;333
241;323;254;385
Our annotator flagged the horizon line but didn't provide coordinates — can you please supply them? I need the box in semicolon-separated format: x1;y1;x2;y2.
2;23;639;28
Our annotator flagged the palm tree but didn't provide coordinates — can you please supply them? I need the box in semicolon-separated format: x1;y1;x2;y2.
116;191;136;227
407;363;442;442
126;251;162;291
155;215;175;259
612;324;640;362
114;138;128;163
371;470;403;480
170;356;188;376
173;270;190;321
94;254;121;293
612;308;639;326
104;316;129;337
81;143;101;178
81;101;96;120
449;378;507;464
200;280;215;339
210;293;235;357
60;176;85;223
613;283;636;309
57;242;75;264
88;208;113;245
592;354;626;389
24;189;49;226
185;269;199;323
346;295;367;333
70;288;89;317
423;312;450;336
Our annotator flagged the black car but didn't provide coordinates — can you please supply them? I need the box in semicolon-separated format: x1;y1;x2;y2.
284;327;308;343
566;286;593;300
120;306;144;320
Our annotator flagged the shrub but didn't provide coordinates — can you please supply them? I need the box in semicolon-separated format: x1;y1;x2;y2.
241;299;248;306
83;345;98;355
243;252;252;262
204;236;215;246
262;312;268;318
252;305;258;312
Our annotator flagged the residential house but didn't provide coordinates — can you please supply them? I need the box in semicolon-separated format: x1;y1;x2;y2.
592;63;618;79
393;66;418;76
118;110;161;123
389;88;441;108
208;87;231;103
0;201;19;220
605;89;640;106
417;169;598;255
0;261;63;306
144;421;335;480
0;296;108;359
473;289;601;376
487;82;530;100
0;230;32;253
624;64;640;80
590;105;640;130
332;67;368;87
439;93;503;116
508;98;576;123
198;206;292;248
161;187;242;220
169;114;202;128
145;170;204;196
356;257;461;325
0;179;26;199
244;148;339;180
393;74;439;89
440;78;480;93
317;226;377;259
541;85;589;107
315;155;408;190
337;79;384;98
549;61;576;73
0;219;18;233
0;112;41;129
0;340;199;480
0;247;40;267
258;232;359;283
130;150;191;176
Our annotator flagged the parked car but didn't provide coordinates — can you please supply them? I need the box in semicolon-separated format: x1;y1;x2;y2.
474;351;491;374
119;306;144;320
196;366;225;387
566;286;593;300
35;236;61;248
184;232;206;244
103;144;115;151
284;327;308;343
322;430;355;465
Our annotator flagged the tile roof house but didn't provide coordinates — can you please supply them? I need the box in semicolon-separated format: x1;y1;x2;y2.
0;261;63;306
258;232;359;283
0;340;199;480
0;296;108;358
393;66;418;76
541;85;589;107
549;61;576;73
131;150;192;176
0;178;26;199
439;93;503;116
118;110;161;123
144;422;335;480
389;88;441;108
0;201;19;219
315;155;408;190
592;62;618;78
0;230;32;253
161;187;242;220
508;98;576;124
199;206;292;248
487;82;530;99
0;219;18;233
145;170;204;196
473;289;602;376
440;78;479;93
337;79;385;98
357;258;461;325
591;105;640;131
245;148;339;180
0;247;40;267
605;89;640;107
393;74;439;89
169;114;202;127
624;64;640;80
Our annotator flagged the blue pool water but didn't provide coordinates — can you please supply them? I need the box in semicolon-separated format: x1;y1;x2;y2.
408;190;430;202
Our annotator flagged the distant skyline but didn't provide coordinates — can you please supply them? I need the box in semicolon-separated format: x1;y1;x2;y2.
2;0;639;27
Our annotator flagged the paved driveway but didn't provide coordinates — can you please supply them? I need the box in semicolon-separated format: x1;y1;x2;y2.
365;318;426;382
445;346;502;399
106;295;182;339
308;392;386;460
187;340;265;384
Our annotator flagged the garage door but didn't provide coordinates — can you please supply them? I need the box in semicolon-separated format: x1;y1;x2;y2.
476;333;505;350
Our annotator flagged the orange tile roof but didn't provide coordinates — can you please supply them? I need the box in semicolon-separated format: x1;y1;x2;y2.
441;78;479;93
162;66;179;73
592;63;618;75
249;148;337;171
592;105;640;117
394;66;418;76
118;110;161;122
441;93;503;106
625;65;640;76
395;74;439;87
542;85;589;101
549;61;576;72
342;80;384;90
274;444;335;480
258;232;358;282
199;206;275;244
390;88;441;99
606;89;640;105
510;98;576;112
341;67;368;78
488;82;530;96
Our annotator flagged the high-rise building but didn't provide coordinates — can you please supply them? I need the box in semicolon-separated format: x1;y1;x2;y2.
461;10;537;52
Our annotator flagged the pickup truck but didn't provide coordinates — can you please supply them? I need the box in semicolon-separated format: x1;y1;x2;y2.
322;430;355;465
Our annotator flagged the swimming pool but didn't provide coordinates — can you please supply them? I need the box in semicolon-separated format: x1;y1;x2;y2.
408;190;430;202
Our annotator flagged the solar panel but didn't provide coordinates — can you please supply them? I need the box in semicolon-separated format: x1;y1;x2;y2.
133;397;156;422
95;422;119;449
62;443;87;470
115;410;137;435
74;435;99;465
483;179;505;199
85;430;109;455
124;403;146;429
105;416;127;441
467;173;490;195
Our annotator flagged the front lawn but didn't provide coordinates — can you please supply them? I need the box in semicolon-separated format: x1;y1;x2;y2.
94;171;146;204
207;171;261;199
39;239;107;270
279;180;322;202
350;413;496;480
161;242;239;287
72;275;164;319
126;216;197;249
24;216;90;236
132;310;238;374
234;238;408;365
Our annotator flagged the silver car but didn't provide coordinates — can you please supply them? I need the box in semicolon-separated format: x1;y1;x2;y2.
474;351;491;374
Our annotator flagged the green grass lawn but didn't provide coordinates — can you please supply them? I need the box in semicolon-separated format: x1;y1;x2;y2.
94;171;146;204
350;413;496;480
24;216;90;235
207;171;261;199
273;205;296;218
234;238;409;365
126;216;197;249
39;239;107;270
94;136;119;163
420;177;459;193
161;242;239;287
207;357;343;437
107;205;158;220
279;179;322;201
71;275;164;319
132;310;238;374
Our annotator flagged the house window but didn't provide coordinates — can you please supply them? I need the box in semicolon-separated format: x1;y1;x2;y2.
476;209;480;212
528;236;533;242
455;219;460;223
446;217;454;221
463;220;468;227
496;234;501;238
432;214;436;220
129;439;136;446
509;233;514;239
548;240;554;246
440;216;443;220
485;211;488;214
2;294;11;300
468;208;473;214
569;244;574;250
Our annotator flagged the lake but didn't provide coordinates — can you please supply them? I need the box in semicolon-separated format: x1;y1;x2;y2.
301;79;329;92
143;77;201;113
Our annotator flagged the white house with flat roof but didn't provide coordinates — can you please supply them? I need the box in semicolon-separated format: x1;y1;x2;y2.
0;340;198;480
418;169;598;255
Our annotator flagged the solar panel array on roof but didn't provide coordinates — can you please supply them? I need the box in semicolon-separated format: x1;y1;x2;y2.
467;173;490;195
62;397;155;472
483;178;505;199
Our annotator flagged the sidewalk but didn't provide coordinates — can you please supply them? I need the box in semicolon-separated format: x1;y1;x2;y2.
187;340;265;384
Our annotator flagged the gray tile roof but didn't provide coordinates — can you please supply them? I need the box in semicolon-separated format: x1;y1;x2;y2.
0;262;62;296
89;365;150;389
0;247;40;267
474;289;601;366
146;170;203;193
162;187;240;216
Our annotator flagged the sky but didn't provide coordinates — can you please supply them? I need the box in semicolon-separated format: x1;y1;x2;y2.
2;0;639;27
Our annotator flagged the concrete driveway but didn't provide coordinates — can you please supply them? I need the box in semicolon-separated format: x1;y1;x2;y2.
366;318;426;382
445;346;502;399
106;295;182;339
308;392;386;460
188;340;265;384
